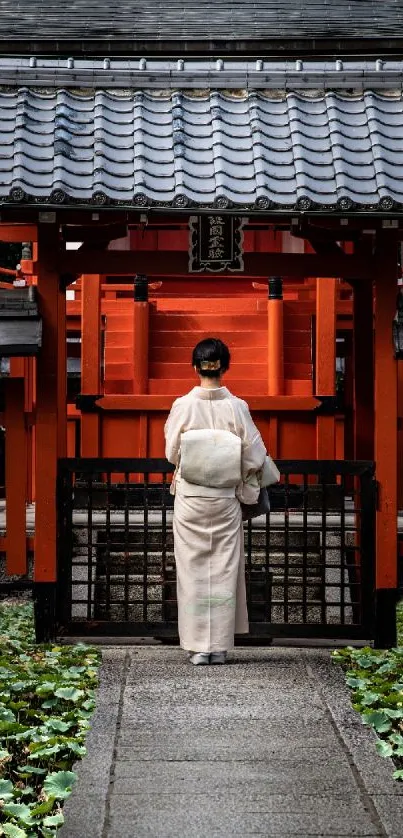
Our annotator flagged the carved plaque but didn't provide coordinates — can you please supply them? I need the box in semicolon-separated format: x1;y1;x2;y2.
189;215;245;273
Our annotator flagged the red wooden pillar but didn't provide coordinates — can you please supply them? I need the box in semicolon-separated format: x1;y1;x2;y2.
315;278;337;459
267;276;284;397
57;284;67;460
353;282;374;460
398;362;403;508
25;357;35;504
267;237;284;456
374;232;398;646
133;275;149;395
5;377;27;574
35;224;67;583
133;276;149;463
81;274;101;457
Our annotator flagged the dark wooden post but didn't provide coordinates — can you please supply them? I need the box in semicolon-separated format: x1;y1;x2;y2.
34;222;67;639
353;282;374;460
315;277;336;458
373;231;398;647
81;274;102;456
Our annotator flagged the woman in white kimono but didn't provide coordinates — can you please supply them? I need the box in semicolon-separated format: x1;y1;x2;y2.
164;338;267;665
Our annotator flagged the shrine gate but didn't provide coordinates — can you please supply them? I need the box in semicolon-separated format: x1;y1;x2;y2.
0;25;402;645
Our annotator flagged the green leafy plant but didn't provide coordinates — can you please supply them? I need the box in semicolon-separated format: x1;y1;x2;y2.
0;602;100;836
332;645;403;780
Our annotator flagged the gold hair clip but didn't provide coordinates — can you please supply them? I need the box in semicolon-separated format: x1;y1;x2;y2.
200;360;221;371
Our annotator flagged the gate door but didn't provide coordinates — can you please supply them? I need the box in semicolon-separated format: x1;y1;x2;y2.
57;459;376;640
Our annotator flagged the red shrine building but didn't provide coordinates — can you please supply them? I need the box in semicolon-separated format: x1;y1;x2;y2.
0;0;403;644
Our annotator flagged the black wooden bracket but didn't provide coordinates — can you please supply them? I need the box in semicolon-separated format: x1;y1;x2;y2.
291;220;362;243
314;395;342;414
75;394;102;413
62;223;128;245
59;272;79;291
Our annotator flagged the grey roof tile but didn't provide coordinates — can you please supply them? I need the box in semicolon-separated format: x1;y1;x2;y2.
2;88;403;211
0;0;403;44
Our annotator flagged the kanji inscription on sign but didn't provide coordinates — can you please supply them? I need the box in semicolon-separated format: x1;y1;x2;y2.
188;215;246;272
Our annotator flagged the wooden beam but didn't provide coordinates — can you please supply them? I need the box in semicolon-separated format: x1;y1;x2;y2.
47;250;375;279
0;224;37;242
3;206;403;232
62;224;127;243
96;394;321;411
0;536;34;553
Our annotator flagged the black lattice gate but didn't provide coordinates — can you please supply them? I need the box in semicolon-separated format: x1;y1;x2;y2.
57;459;376;640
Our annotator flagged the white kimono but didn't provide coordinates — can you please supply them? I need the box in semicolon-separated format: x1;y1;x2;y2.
164;385;267;653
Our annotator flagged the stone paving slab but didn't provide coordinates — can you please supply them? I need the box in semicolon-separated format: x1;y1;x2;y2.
60;646;403;838
117;716;335;740
112;761;364;798
116;738;340;761
107;802;379;837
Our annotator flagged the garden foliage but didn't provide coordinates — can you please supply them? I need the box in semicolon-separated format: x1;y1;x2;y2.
0;602;100;836
332;645;403;780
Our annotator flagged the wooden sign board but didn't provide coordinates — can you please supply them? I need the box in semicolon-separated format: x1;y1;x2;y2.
189;215;246;273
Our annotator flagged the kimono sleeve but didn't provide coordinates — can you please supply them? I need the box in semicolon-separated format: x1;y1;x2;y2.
239;401;267;481
164;400;183;466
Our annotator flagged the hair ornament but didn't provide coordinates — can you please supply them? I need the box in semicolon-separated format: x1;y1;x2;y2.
200;360;221;371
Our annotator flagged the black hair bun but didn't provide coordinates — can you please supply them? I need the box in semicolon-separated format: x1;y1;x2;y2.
192;338;230;377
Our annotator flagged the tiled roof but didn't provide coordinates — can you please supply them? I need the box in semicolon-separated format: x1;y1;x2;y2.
0;57;402;90
1;88;403;213
0;0;402;44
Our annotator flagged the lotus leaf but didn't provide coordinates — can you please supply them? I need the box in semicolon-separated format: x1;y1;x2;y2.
43;771;76;800
0;708;16;723
0;778;14;800
2;824;28;838
44;720;71;734
2;802;35;825
42;814;63;828
34;685;56;698
54;688;84;702
16;766;47;776
376;740;394;758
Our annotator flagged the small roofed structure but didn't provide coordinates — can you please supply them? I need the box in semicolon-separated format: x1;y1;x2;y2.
0;0;401;645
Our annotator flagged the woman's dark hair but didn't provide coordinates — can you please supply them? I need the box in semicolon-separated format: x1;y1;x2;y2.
192;338;230;378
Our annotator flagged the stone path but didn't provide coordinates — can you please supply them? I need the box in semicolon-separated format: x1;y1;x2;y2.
60;647;403;837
